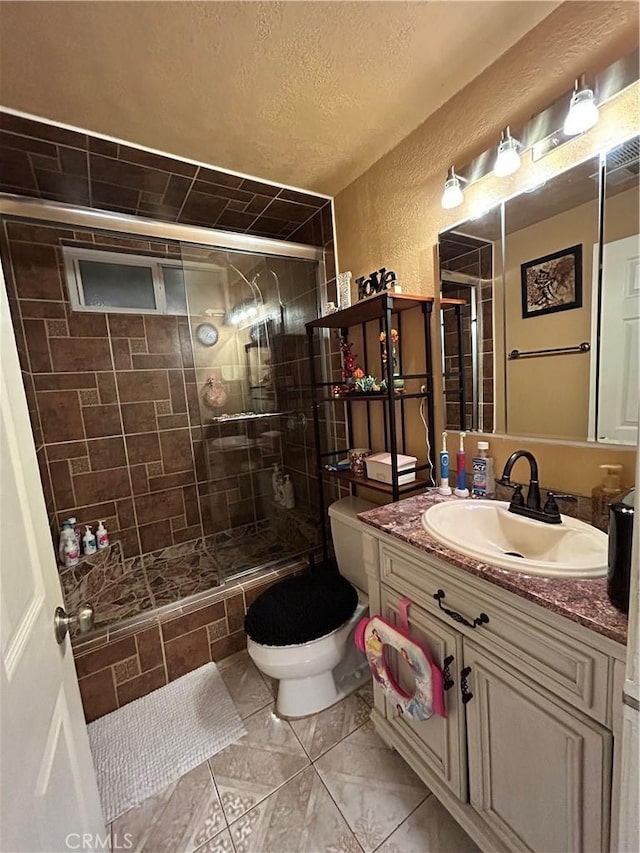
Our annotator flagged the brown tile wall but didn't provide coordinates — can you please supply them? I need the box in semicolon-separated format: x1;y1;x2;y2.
73;569;288;722
0;111;338;558
0;111;330;242
2;213;336;561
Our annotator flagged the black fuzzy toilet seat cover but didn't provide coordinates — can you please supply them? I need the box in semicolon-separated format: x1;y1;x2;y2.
244;572;359;646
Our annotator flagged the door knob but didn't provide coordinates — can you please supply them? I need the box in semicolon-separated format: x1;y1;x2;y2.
54;603;94;645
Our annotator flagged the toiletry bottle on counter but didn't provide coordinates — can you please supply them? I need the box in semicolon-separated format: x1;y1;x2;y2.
82;526;97;556
592;464;623;531
96;520;109;550
472;441;495;498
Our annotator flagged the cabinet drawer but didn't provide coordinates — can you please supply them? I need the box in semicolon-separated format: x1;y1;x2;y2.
379;542;611;724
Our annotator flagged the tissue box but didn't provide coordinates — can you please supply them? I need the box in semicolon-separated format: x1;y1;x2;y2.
365;452;417;485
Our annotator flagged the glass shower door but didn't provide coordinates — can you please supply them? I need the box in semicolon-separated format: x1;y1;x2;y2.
180;243;323;584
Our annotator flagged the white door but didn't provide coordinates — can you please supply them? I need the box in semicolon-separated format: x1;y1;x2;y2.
0;271;105;851
598;234;640;444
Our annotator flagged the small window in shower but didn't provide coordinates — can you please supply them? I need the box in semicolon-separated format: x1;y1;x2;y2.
63;247;187;315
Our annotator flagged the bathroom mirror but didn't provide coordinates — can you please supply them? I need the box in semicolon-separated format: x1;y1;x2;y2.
439;206;502;434
502;156;601;441
438;134;639;446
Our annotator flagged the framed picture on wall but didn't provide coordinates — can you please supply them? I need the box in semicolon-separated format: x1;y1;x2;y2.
520;244;583;318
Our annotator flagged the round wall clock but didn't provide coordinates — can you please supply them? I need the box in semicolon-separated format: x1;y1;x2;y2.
196;322;219;347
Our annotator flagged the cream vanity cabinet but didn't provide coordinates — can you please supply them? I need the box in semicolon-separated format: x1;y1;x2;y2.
362;529;625;853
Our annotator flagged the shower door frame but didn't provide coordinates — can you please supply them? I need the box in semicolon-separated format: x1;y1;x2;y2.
0;194;326;265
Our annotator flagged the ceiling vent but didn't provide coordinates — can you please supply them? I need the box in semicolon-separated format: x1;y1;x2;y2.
606;136;640;186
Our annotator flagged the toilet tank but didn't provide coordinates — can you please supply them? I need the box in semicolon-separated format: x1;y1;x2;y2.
328;497;376;592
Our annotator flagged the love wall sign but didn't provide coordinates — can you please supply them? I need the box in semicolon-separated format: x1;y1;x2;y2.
356;267;398;300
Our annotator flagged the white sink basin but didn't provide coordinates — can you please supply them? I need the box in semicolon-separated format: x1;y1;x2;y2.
421;500;608;578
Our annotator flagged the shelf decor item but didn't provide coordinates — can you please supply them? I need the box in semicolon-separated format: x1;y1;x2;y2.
354;374;378;394
379;328;404;391
356;267;399;301
337;271;353;310
349;447;371;477
339;335;359;386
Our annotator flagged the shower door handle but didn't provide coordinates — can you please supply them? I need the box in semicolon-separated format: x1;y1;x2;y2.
54;603;94;644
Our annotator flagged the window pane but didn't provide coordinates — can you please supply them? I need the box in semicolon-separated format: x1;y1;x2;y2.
78;260;157;310
162;266;187;315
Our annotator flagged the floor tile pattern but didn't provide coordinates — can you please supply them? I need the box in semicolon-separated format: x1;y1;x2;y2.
111;762;225;853
315;721;428;852
209;704;310;822
108;652;479;853
229;766;361;853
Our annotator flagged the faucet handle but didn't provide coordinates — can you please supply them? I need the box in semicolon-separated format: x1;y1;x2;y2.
543;493;561;518
547;492;577;502
510;484;525;507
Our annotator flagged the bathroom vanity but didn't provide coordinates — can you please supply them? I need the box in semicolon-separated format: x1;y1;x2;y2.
359;492;627;853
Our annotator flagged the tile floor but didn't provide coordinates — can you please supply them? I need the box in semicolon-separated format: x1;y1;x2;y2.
109;651;479;853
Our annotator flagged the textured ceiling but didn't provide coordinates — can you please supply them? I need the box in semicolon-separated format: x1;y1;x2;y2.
0;1;560;195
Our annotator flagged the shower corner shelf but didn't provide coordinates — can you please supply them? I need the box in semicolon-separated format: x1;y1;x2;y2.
306;292;437;560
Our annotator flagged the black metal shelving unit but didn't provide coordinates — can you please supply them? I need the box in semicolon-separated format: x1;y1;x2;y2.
306;293;436;561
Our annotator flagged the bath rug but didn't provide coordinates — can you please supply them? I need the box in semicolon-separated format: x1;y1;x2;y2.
87;662;246;822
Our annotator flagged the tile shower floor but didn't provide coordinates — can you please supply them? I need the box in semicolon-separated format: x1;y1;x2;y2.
70;530;306;631
109;651;479;853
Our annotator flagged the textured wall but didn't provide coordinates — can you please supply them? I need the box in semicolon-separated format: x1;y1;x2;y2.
335;1;639;495
0;1;559;194
335;2;639;293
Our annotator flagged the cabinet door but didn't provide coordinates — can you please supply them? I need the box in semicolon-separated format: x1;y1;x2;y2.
380;585;467;799
464;641;612;853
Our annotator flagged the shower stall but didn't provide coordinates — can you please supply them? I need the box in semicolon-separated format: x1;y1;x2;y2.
0;201;336;636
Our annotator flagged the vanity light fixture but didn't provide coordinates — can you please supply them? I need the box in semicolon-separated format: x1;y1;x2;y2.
441;166;465;209
563;75;600;136
493;127;521;177
224;299;259;326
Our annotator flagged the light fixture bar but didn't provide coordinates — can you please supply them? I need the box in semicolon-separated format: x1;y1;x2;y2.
563;73;600;137
441;166;466;209
493;126;521;177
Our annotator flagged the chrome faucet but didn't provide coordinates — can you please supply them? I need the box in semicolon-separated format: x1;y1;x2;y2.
499;450;561;524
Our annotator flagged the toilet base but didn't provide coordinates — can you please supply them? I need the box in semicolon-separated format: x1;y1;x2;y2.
276;657;370;719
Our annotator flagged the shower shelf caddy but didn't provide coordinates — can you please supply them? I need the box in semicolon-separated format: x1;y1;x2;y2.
306;292;437;556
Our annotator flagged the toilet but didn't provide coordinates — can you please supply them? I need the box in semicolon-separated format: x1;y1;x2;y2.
247;496;375;718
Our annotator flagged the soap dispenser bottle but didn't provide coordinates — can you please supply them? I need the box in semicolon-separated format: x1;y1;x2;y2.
283;475;295;509
592;464;623;532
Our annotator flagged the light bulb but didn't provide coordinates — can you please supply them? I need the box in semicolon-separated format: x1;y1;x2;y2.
563;78;599;136
441;167;464;209
494;127;521;177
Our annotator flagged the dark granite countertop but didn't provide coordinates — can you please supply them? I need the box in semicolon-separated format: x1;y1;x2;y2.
358;490;628;646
